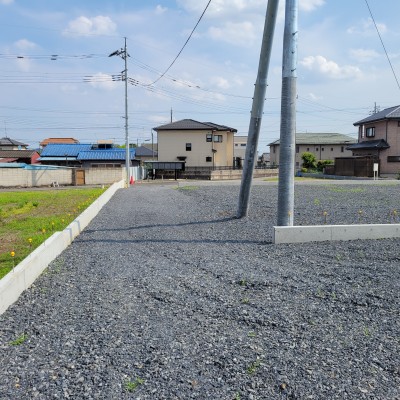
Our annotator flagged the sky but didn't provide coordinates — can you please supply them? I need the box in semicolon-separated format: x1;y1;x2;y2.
1;0;400;153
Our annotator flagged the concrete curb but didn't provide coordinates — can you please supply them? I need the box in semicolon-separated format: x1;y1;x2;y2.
273;223;400;244
0;181;124;315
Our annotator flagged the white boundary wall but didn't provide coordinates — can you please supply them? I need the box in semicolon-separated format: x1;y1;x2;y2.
0;180;124;315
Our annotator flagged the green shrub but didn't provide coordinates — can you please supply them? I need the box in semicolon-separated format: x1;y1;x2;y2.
301;152;316;169
316;160;333;172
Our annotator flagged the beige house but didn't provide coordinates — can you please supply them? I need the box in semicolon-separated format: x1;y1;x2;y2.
269;133;356;168
154;119;237;168
0;137;28;150
350;105;400;175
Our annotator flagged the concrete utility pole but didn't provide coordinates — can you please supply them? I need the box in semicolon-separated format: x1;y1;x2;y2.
109;37;130;187
277;0;298;226
237;0;279;218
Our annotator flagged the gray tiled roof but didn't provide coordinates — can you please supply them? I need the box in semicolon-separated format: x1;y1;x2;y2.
0;137;28;147
353;105;400;125
135;146;157;157
269;133;356;146
346;139;390;150
0;150;38;158
153;119;237;132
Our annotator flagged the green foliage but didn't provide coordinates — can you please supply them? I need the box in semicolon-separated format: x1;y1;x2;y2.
316;160;333;172
301;152;316;169
247;359;262;375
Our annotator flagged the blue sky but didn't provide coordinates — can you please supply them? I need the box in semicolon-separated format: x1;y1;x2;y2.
1;0;400;153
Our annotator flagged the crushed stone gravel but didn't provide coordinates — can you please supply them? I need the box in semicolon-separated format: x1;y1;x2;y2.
0;180;399;399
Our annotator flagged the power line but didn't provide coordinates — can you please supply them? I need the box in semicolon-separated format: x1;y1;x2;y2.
364;0;400;91
146;0;212;86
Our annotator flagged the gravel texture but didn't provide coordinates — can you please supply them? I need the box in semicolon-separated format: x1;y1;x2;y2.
1;180;400;399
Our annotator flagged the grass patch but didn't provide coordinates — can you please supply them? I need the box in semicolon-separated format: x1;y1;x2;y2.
327;186;365;193
0;187;106;279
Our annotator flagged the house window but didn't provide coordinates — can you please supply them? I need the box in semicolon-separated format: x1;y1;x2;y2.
273;147;276;154
398;121;400;127
186;143;192;151
316;148;319;151
387;156;400;162
331;148;333;151
206;156;212;162
296;145;299;153
341;146;344;152
306;147;309;151
235;143;238;147
213;135;223;143
240;143;246;147
206;134;212;142
321;147;324;151
366;127;375;137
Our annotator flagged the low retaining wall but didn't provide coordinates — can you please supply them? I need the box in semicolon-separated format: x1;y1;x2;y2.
0;180;124;315
273;223;400;244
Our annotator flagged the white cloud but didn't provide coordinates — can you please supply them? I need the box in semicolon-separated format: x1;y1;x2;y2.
349;48;380;62
0;0;14;4
88;73;119;90
300;55;362;80
347;18;387;36
211;76;231;90
155;5;167;15
63;15;117;37
299;0;325;12
14;39;37;51
208;21;257;46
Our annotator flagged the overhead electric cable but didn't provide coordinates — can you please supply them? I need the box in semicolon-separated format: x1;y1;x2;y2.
146;0;212;86
364;0;400;91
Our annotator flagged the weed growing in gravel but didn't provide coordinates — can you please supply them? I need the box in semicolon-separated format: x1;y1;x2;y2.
363;327;371;337
248;331;256;338
47;258;65;275
241;297;249;304
316;288;325;298
124;377;144;392
247;358;262;375
9;333;28;346
328;187;365;193
234;392;241;400
238;279;247;287
176;186;199;191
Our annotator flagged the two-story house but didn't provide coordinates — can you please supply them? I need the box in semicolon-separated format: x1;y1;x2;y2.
153;119;237;168
349;105;400;175
269;133;356;168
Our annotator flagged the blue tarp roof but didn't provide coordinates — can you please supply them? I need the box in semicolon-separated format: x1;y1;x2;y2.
40;143;92;157
77;149;136;160
0;162;64;170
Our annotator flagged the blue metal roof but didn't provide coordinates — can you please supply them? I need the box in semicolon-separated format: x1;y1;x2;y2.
77;149;136;160
40;143;92;157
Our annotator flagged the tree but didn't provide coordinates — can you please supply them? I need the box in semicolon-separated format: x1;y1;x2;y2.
301;152;316;169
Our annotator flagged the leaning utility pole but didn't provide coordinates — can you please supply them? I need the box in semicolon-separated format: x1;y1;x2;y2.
109;37;130;187
237;0;279;218
277;0;298;226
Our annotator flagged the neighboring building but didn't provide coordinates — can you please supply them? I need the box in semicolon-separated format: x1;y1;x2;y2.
350;105;400;175
0;137;29;150
40;137;79;148
135;145;158;163
39;143;137;168
259;152;270;166
233;136;248;168
153;119;237;168
0;149;40;164
269;133;356;168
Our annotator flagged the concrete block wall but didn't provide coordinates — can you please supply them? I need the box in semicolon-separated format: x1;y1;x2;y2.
84;168;124;185
0;169;72;187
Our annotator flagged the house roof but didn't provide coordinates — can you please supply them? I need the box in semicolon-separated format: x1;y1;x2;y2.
77;149;136;161
153;119;237;132
40;137;79;147
346;139;390;150
353;105;400;126
0;150;38;158
0;137;28;147
269;133;356;146
135;145;157;157
40;143;92;157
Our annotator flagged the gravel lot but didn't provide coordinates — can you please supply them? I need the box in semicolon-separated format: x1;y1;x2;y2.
0;180;399;399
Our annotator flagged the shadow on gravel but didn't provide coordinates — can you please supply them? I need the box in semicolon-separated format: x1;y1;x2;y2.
84;216;238;233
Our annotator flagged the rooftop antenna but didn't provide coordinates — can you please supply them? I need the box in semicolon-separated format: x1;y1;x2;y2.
4;121;8;138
